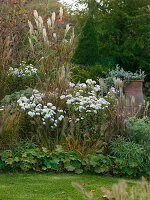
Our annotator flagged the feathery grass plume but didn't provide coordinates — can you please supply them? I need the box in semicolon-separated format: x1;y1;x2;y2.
33;10;38;20
72;182;93;200
38;16;44;32
28;37;34;51
65;24;70;37
53;33;57;40
52;12;56;28
28;20;34;37
70;28;74;44
47;18;52;28
144;101;150;117
42;27;49;44
0;106;21;149
99;78;107;97
59;7;63;21
0;36;12;66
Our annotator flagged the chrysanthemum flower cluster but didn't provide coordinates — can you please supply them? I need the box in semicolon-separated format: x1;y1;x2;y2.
17;89;64;127
17;79;109;128
60;79;109;121
9;61;38;78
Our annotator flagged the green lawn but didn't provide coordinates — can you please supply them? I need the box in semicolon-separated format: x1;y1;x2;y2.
0;173;138;200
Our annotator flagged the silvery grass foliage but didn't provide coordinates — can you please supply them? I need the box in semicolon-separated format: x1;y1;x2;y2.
17;79;109;129
105;65;146;89
9;61;38;78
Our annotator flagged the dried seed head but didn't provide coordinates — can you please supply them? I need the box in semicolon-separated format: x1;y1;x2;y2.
47;18;52;28
114;78;123;90
52;12;56;27
28;37;34;51
38;16;43;28
53;33;57;39
43;28;47;39
59;7;63;21
28;20;34;36
131;96;135;107
62;39;68;44
70;28;74;44
33;10;38;19
65;24;70;36
72;182;83;193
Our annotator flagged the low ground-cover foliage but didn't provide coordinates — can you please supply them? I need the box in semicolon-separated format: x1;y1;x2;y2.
0;145;149;178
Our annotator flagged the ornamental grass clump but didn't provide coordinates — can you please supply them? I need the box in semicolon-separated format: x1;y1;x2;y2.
0;106;21;149
27;8;74;76
104;78;141;142
102;177;150;200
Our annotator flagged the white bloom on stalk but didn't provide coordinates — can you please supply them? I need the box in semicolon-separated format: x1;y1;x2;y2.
69;82;75;87
66;99;72;104
47;103;52;107
59;7;63;21
60;95;66;99
52;106;56;110
58;115;64;121
28;111;35;117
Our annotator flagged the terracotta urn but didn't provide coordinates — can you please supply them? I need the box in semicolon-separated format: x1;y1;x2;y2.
124;80;144;111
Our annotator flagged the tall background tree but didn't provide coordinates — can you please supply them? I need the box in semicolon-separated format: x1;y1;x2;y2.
71;0;100;66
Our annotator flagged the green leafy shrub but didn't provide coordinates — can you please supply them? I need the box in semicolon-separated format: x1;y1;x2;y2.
126;117;150;158
72;64;110;83
85;154;112;174
71;16;99;66
0;146;84;173
109;136;149;177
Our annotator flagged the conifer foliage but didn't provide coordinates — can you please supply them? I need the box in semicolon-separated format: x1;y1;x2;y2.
71;16;99;66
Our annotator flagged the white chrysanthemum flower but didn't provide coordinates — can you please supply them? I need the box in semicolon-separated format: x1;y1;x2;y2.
28;111;35;117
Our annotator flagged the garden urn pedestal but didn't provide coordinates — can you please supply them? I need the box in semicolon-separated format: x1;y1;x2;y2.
124;80;144;113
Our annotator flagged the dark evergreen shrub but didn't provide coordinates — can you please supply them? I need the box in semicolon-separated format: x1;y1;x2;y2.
71;16;99;66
